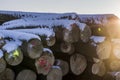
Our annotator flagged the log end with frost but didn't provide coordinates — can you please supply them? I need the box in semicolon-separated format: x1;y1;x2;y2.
70;54;87;75
16;69;37;80
47;66;62;80
35;48;55;75
5;47;23;66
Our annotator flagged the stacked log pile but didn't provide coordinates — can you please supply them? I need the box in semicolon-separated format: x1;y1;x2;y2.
0;10;120;80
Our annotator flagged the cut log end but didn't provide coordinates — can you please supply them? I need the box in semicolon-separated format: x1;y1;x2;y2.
110;60;120;72
70;54;87;75
63;23;80;43
55;59;69;76
0;58;6;73
80;25;92;43
112;44;120;59
0;68;15;80
35;48;55;75
27;38;43;59
5;48;23;66
96;40;111;60
92;61;106;77
46;36;56;47
60;42;74;54
47;66;62;80
16;69;37;80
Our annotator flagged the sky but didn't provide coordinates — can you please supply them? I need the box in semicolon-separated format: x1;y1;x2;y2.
0;0;120;18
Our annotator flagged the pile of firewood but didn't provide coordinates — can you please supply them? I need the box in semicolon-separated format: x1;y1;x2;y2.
0;10;120;80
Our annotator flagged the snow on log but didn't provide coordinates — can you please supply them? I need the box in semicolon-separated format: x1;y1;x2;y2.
2;40;22;53
35;48;55;75
90;36;106;43
13;28;56;47
0;30;40;41
0;19;90;43
79;14;119;25
0;10;78;20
